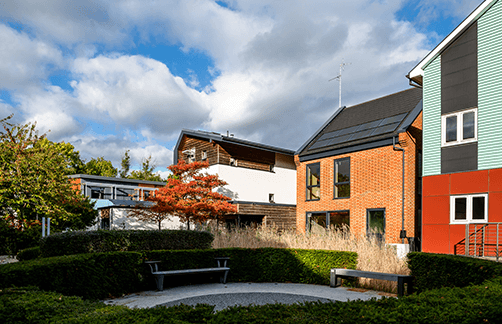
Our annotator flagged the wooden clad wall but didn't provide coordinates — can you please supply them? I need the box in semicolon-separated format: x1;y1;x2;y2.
237;203;296;230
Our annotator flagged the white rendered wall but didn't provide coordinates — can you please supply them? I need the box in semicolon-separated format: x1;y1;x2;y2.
208;164;296;204
93;209;185;230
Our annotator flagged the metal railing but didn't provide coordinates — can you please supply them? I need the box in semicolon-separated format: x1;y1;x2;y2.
454;223;502;261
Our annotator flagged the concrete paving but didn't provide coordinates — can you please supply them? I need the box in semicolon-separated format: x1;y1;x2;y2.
104;282;386;311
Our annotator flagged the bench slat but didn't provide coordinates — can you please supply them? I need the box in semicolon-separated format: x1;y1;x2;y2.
330;268;413;297
152;267;230;276
146;258;230;291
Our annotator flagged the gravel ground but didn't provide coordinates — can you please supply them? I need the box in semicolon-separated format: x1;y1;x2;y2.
0;255;18;265
158;292;334;312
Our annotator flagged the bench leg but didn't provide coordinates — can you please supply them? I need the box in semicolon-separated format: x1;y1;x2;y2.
330;269;342;288
221;270;229;284
154;274;164;291
397;277;405;297
407;279;414;296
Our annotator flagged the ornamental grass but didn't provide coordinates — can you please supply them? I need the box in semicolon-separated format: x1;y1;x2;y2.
210;225;409;293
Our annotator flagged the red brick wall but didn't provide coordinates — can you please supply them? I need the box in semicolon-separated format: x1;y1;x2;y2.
295;113;422;244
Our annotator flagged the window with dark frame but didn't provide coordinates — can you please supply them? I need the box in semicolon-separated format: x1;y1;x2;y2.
306;211;349;232
306;163;320;200
334;158;350;198
367;209;385;242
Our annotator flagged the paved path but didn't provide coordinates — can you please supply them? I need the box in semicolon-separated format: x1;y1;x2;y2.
104;282;387;311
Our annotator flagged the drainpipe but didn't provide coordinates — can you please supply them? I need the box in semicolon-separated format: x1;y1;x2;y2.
393;136;406;244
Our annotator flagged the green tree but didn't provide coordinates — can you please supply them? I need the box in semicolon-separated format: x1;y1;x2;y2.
119;150;131;178
128;155;164;182
36;138;85;175
84;157;118;177
0;115;96;231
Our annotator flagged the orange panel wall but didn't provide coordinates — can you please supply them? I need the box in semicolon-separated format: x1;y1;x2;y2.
422;167;502;253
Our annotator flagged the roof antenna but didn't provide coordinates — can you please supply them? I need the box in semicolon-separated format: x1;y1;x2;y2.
329;59;351;108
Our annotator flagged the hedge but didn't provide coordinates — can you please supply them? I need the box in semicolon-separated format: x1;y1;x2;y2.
0;248;357;299
145;248;357;285
39;229;214;257
0;220;41;255
408;252;502;293
4;279;502;323
16;246;41;262
0;252;144;300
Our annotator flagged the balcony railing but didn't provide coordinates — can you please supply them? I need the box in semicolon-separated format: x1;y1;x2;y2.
454;223;502;261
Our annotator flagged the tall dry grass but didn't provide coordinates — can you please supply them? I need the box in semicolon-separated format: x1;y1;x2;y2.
210;225;409;293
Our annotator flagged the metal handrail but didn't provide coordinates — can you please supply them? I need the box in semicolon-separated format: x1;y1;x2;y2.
457;223;502;261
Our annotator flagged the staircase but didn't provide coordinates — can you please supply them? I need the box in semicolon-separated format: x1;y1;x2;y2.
454;223;502;261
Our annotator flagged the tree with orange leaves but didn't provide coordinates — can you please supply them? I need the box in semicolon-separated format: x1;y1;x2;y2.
131;160;237;230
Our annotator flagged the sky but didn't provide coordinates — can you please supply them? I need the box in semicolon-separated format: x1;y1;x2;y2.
0;0;484;177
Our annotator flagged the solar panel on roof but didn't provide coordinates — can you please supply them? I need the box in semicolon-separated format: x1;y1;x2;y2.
369;122;400;136
318;130;341;141
328;134;352;145
308;139;330;150
379;113;408;127
347;128;375;141
336;125;360;136
355;119;384;132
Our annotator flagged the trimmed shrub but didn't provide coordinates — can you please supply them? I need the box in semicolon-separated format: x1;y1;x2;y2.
0;252;144;299
4;280;502;323
0;220;41;255
39;229;214;257
408;252;502;293
16;246;41;261
145;248;358;285
1;248;356;299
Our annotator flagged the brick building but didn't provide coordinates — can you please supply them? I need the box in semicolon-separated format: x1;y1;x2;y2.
295;88;423;247
174;130;297;229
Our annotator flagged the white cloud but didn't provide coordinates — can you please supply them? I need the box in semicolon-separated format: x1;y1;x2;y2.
1;0;472;162
70;54;210;139
0;24;64;90
11;86;83;139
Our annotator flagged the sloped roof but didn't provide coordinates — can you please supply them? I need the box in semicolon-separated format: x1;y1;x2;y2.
408;0;497;86
173;129;295;163
297;88;422;161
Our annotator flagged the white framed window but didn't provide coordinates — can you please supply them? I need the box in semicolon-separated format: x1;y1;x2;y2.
450;194;488;224
441;108;477;147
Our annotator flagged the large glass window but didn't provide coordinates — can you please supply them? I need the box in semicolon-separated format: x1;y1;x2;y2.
334;158;350;198
367;209;385;242
450;194;488;223
441;108;477;146
306;163;320;200
307;211;349;233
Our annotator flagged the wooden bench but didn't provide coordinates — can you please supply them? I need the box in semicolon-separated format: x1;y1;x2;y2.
145;257;230;291
330;268;414;297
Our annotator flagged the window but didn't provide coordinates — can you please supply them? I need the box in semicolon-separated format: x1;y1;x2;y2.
367;209;385;242
306;211;349;233
201;150;207;161
270;164;275;172
334;158;350;198
441;108;477;146
450;194;488;223
306;163;320;200
269;193;275;203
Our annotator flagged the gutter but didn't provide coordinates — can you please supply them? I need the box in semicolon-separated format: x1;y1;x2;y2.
393;136;406;244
